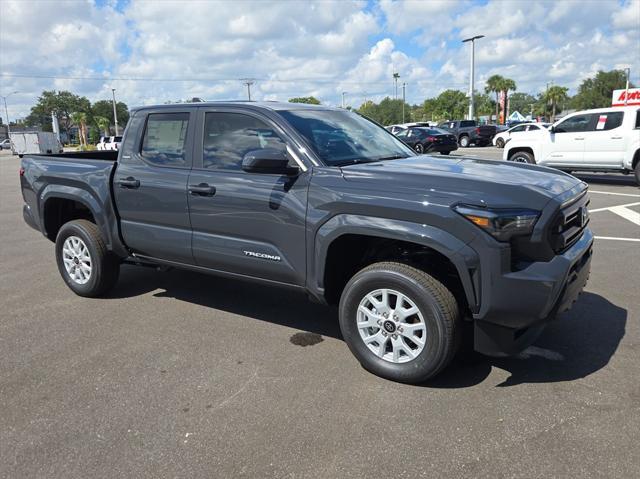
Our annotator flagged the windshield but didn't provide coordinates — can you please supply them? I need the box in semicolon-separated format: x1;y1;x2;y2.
279;109;414;166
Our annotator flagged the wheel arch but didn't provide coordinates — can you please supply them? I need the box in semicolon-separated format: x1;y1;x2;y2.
311;215;479;311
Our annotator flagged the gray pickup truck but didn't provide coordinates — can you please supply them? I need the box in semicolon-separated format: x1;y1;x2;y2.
437;120;497;147
20;102;593;383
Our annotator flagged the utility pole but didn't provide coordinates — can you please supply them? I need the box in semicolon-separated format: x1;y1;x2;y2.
624;67;631;105
111;88;119;135
241;79;255;101
341;91;347;108
393;72;400;99
402;82;406;123
1;91;18;143
462;35;484;121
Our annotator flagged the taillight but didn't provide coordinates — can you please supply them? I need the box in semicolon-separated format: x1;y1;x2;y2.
475;127;480;134
19;167;25;177
427;136;436;142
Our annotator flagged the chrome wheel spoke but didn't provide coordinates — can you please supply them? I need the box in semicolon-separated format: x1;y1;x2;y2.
62;236;92;285
357;288;427;364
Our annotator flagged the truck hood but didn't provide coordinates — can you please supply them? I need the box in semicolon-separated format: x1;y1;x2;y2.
340;155;585;209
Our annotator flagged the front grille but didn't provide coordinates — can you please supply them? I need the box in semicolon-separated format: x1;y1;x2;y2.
548;191;590;253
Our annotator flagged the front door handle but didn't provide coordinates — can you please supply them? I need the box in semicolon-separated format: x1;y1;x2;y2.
574;137;585;140
610;136;623;139
115;177;140;189
188;183;216;196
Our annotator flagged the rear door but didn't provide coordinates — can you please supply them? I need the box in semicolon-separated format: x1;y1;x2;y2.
583;110;626;167
112;108;195;264
545;113;596;166
187;107;310;286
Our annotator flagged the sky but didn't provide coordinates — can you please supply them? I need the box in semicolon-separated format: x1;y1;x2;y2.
0;0;639;119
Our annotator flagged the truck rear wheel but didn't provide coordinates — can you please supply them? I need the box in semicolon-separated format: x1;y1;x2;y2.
338;262;460;383
55;220;120;297
635;159;640;186
459;135;470;148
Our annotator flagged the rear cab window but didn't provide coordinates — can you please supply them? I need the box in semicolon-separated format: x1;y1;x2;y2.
593;111;623;131
140;112;190;167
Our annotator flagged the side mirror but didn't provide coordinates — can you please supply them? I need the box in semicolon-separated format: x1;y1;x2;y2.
241;148;299;175
549;125;556;133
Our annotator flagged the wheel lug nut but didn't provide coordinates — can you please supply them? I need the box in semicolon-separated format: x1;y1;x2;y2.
377;320;381;325
382;331;387;336
383;312;388;318
393;315;398;320
398;327;403;332
392;334;398;339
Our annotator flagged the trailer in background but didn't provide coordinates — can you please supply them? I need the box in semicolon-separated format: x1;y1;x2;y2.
9;131;63;155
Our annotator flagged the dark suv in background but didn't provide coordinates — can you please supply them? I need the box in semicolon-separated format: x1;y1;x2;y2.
437;120;497;147
394;127;458;155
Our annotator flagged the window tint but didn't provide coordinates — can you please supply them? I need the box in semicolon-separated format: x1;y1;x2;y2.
636;111;640;129
460;120;475;128
141;113;189;167
554;114;594;133
395;129;408;138
526;125;540;131
593;112;623;131
510;125;527;133
203;112;287;170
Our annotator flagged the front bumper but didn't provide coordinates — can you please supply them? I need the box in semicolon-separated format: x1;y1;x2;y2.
472;227;593;355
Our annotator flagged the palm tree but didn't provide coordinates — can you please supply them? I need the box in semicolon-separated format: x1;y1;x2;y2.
485;74;504;124
545;85;569;122
70;112;88;148
501;78;516;123
95;116;110;136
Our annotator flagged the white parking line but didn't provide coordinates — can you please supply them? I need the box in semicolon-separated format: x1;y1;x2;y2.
589;190;640;198
609;205;640;226
595;236;640;242
589;201;640;213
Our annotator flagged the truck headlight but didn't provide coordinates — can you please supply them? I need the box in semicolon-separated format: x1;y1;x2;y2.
454;205;539;241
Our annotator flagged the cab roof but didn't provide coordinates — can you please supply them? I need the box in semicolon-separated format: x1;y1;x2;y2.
130;101;343;113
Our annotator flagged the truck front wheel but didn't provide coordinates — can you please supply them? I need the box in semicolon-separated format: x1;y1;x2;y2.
508;150;535;164
459;135;470;148
338;262;460;383
55;220;120;297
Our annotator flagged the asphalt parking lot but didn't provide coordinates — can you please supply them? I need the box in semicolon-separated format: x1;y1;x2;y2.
1;148;639;478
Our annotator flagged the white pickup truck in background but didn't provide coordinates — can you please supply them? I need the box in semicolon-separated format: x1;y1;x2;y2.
504;106;640;185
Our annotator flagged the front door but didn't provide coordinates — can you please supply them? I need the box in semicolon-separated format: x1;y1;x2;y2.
545;113;595;166
187;108;309;286
113;109;195;264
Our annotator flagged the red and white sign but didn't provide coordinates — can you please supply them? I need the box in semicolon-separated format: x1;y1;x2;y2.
596;115;608;130
612;88;640;106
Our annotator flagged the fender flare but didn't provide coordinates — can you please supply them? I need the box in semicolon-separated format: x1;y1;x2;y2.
310;214;480;310
39;184;115;250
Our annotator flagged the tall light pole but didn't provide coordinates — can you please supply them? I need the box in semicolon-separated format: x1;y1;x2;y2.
402;82;406;123
111;88;119;135
341;91;347;109
393;72;400;99
1;91;19;142
624;67;631;105
462;35;484;121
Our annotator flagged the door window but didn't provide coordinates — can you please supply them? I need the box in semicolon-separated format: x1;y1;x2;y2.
395;129;409;139
141;113;189;167
593;112;623;131
554;114;595;133
510;125;527;133
526;125;540;131
203;112;288;170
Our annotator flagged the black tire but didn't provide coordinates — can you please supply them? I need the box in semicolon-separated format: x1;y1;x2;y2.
508;150;535;164
635;160;640;187
459;135;470;148
440;151;450;155
338;262;461;383
55;219;120;297
495;138;505;148
414;143;424;154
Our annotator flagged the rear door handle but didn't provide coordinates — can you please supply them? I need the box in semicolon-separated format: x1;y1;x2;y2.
610;136;623;139
115;177;140;189
188;183;216;196
574;137;585;140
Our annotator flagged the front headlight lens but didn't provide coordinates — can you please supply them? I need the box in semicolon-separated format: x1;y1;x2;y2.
454;205;539;241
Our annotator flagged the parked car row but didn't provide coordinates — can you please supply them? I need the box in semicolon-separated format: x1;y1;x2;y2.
96;136;123;151
493;122;551;148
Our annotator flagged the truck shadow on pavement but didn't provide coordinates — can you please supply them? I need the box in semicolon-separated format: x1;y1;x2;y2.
574;173;638;187
109;267;625;388
429;292;627;388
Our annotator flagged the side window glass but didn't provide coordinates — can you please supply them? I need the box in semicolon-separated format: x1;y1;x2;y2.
593;112;623;131
395;129;408;139
203;112;288;170
527;125;540;131
554;114;593;133
141;113;189;167
511;126;526;133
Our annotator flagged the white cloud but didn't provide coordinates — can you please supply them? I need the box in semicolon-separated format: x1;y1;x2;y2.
0;0;638;119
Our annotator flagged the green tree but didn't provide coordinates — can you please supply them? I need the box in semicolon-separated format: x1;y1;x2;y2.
502;78;517;122
432;90;468;120
508;92;537;117
474;92;496;118
91;100;130;129
485;74;505;124
25;90;91;135
70;111;88;147
357;97;409;125
544;85;569;122
94;116;111;136
288;96;321;105
571;70;634;110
